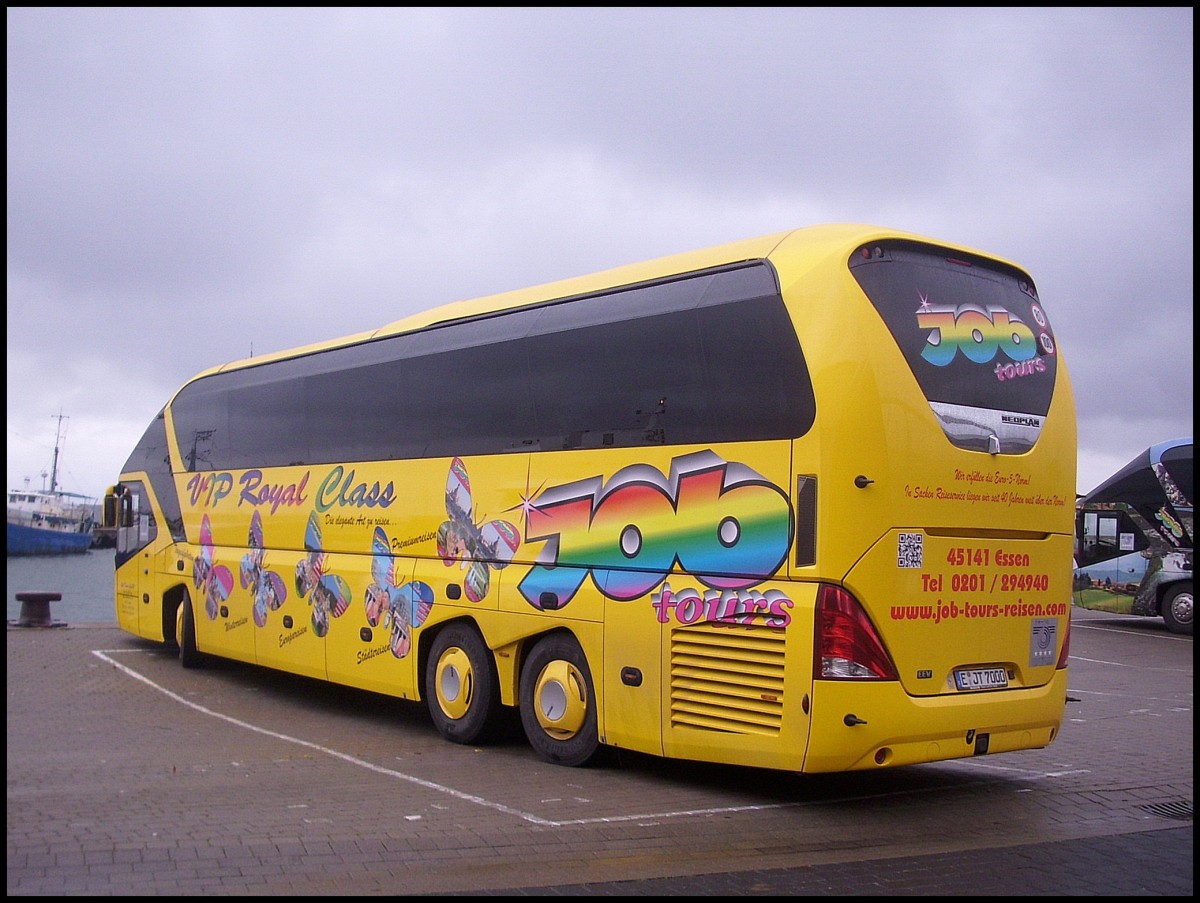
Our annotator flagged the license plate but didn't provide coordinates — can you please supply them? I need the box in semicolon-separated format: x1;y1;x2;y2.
954;667;1008;691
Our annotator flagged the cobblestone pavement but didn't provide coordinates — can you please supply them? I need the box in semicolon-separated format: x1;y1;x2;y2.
455;827;1193;895
7;613;1193;896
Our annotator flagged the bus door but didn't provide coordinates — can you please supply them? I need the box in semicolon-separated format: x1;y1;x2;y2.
110;480;161;640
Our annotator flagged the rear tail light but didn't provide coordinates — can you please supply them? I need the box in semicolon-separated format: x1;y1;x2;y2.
1056;613;1071;669
815;584;898;680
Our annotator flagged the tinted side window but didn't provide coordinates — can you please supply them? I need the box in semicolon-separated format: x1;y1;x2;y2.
169;262;816;470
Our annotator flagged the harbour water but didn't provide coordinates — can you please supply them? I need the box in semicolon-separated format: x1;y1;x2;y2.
6;549;116;625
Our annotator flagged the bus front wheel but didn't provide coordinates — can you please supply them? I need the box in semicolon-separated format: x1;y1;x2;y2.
519;633;601;767
177;594;205;669
425;623;502;744
1162;583;1193;636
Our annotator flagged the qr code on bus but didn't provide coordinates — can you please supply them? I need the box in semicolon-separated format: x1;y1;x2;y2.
897;533;923;569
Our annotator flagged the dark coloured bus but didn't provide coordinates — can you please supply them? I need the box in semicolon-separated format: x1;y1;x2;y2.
1073;437;1193;634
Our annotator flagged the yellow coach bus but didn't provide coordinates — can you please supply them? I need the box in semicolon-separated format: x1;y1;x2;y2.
105;223;1077;773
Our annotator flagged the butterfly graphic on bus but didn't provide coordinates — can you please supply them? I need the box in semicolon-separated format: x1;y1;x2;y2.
194;514;234;621
366;526;434;659
437;457;521;603
294;510;351;638
238;510;289;628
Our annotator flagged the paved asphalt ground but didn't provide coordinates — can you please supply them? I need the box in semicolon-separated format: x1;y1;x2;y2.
7;610;1193;896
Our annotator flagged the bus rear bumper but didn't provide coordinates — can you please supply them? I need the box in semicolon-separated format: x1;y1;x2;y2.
801;669;1068;773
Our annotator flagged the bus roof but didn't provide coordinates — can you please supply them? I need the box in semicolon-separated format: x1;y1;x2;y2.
1081;436;1192;502
184;222;1022;384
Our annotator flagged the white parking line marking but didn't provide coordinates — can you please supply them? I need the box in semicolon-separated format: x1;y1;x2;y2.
93;647;821;826
92;646;1055;826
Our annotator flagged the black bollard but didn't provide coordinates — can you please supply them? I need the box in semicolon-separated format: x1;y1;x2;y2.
12;592;66;628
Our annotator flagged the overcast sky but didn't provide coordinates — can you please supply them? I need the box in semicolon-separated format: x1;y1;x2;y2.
7;7;1193;501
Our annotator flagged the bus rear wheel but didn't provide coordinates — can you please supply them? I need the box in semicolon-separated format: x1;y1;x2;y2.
1162;583;1193;635
519;633;601;767
177;594;205;669
425;623;502;744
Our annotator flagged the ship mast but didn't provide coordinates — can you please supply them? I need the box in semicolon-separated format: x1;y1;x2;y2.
49;413;68;494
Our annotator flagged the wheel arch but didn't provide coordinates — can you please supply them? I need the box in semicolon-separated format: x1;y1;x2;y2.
512;626;593;704
1156;578;1190;611
1159;580;1194;635
160;582;189;650
415;613;529;708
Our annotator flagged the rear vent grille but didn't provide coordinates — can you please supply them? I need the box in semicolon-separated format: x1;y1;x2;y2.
669;623;786;735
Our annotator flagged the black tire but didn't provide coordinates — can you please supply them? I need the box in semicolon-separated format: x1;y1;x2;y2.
519;633;601;767
178;593;205;669
425;623;503;744
1162;582;1193;636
